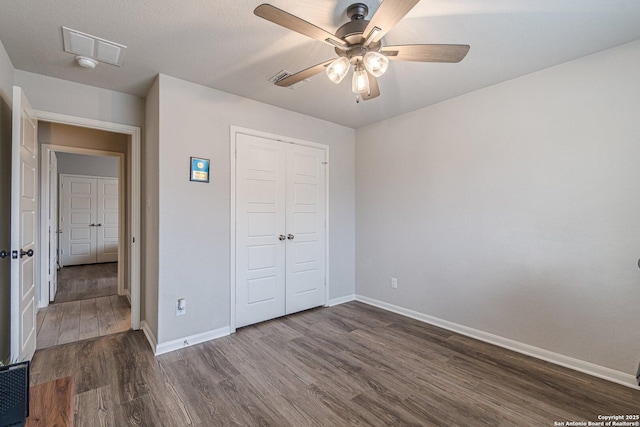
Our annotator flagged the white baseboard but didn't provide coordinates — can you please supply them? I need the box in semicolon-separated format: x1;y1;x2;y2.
140;320;158;353
328;294;355;306
355;295;639;390
154;326;231;356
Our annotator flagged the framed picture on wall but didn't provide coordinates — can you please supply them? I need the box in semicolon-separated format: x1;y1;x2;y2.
190;157;210;183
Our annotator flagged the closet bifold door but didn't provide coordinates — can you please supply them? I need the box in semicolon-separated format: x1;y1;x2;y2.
235;134;287;328
284;143;326;315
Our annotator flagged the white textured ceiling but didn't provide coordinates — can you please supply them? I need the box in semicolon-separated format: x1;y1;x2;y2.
1;0;640;128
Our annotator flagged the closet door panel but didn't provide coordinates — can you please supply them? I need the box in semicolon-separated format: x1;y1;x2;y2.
236;134;286;328
97;178;119;263
60;176;97;266
285;144;326;315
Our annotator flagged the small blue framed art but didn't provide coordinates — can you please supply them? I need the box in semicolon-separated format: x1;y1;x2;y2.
190;157;210;183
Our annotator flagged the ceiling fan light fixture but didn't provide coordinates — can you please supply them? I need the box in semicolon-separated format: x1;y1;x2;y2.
352;62;370;94
363;51;389;77
326;57;350;84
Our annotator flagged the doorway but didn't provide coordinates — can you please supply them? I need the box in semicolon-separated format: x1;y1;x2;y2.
37;146;129;348
36;112;141;336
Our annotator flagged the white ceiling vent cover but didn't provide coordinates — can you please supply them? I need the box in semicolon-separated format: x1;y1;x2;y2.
62;27;127;66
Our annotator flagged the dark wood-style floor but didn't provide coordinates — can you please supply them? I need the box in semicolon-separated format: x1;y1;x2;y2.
36;295;130;350
30;302;639;426
36;262;130;349
54;263;118;303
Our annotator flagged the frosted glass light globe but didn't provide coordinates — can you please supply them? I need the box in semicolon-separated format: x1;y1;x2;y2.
363;51;389;77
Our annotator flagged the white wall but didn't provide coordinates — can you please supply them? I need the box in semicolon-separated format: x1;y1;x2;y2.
56;153;118;177
143;77;159;340
14;71;144;128
356;39;640;378
155;74;355;344
0;41;14;105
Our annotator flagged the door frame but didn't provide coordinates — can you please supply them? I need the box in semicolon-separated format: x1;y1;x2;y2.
36;111;141;330
229;125;330;333
56;171;123;274
48;150;58;301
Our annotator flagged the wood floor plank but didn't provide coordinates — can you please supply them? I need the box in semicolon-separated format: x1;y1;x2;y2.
153;361;200;426
26;376;74;427
109;295;131;332
75;338;110;395
74;386;115;427
57;300;81;346
96;296;118;336
112;394;163;427
36;306;47;335
36;303;63;349
78;299;99;341
29;303;640;426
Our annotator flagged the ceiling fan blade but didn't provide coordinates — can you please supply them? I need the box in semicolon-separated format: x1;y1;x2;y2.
362;0;420;46
362;73;380;101
275;59;335;87
255;4;348;49
381;44;470;63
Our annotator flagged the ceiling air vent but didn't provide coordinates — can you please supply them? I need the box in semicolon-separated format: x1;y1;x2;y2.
268;70;310;90
62;27;127;67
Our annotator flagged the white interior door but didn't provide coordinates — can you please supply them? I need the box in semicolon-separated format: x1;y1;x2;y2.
48;151;58;301
60;175;97;266
10;86;37;361
235;134;286;328
235;133;326;329
97;178;118;263
285;144;326;314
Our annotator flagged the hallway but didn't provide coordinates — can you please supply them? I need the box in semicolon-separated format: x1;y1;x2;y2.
36;263;130;350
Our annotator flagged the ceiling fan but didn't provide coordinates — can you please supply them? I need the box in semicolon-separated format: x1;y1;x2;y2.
254;0;470;102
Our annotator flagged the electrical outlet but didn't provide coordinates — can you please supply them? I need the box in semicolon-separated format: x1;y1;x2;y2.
176;298;186;316
391;277;398;289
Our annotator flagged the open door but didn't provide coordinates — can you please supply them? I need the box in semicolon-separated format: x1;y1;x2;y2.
49;151;58;302
10;87;37;361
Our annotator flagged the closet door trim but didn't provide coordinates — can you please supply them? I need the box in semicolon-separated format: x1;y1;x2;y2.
230;126;329;333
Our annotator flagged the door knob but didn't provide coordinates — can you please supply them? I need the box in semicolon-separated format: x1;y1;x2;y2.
287;234;294;240
0;250;9;259
97;223;102;227
279;235;286;241
20;249;34;258
89;223;95;227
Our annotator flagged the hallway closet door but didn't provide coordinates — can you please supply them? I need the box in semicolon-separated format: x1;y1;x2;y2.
60;175;118;266
97;179;119;263
235;133;326;328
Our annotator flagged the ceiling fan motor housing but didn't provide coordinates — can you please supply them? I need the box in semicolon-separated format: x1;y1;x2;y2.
346;3;369;20
335;19;382;62
335;3;384;62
